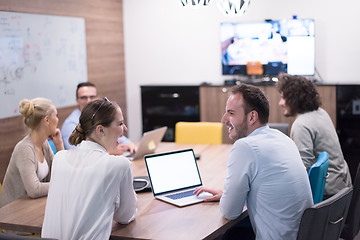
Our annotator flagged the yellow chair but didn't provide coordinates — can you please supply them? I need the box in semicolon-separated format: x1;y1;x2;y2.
175;122;223;145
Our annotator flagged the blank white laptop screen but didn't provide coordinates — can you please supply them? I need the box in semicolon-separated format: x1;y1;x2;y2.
145;149;202;195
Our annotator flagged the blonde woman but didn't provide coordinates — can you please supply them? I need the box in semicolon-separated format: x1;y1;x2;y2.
0;98;64;208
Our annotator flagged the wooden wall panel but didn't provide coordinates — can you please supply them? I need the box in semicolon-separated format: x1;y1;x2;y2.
263;86;295;127
0;0;126;183
200;86;233;144
316;85;337;127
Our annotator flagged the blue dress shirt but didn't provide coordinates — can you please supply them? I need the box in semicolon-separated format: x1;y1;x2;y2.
220;126;313;240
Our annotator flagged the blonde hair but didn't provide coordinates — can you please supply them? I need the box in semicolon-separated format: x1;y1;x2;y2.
19;98;54;130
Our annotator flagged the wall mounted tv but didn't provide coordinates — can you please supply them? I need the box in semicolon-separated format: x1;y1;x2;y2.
221;18;315;76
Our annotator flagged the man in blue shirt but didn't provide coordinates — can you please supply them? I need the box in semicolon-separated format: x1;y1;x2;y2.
61;82;137;154
194;84;313;240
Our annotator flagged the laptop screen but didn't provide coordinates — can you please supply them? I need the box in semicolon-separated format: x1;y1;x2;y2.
145;149;202;195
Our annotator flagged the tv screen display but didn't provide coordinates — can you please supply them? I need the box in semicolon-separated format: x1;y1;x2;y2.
221;18;315;76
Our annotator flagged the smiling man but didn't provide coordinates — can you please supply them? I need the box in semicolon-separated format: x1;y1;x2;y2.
194;84;313;240
61;82;137;154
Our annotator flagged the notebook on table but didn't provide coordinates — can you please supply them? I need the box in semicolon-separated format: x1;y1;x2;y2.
123;126;167;160
144;148;212;207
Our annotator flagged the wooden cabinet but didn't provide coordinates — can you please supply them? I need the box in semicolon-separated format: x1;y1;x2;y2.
200;85;336;143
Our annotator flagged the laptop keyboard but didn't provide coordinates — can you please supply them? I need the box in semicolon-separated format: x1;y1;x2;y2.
165;190;195;200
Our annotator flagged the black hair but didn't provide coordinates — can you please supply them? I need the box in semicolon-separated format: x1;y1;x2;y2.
76;82;96;98
231;84;269;124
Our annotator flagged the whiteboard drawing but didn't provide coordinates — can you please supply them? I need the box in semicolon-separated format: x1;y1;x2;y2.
0;11;87;118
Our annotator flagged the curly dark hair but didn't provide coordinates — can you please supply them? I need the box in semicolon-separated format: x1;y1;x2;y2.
276;73;321;115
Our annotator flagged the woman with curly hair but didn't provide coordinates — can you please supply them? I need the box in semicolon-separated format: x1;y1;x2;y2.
0;97;64;208
277;73;352;199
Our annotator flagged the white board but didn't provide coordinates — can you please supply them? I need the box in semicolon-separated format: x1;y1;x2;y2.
0;11;87;119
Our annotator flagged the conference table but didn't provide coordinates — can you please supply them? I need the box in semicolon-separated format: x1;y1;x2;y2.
0;142;248;240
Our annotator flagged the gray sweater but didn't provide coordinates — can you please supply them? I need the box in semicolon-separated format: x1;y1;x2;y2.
291;108;352;197
0;134;53;208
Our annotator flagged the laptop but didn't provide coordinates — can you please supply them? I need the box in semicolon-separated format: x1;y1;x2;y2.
144;149;212;207
123;126;167;160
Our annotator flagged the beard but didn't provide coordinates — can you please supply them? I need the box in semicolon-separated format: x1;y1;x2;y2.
229;117;249;140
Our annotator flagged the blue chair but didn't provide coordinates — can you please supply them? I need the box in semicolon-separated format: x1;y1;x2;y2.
308;151;329;204
48;139;56;154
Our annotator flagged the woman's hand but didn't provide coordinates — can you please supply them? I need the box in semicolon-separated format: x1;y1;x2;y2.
49;128;64;151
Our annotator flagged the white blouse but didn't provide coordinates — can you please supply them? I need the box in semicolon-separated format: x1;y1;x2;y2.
42;140;137;240
37;158;49;181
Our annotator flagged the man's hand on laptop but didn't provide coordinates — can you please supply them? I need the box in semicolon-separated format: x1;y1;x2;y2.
124;142;138;153
109;142;138;156
193;187;223;202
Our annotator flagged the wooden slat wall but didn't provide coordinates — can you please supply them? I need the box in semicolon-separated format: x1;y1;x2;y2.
0;0;127;183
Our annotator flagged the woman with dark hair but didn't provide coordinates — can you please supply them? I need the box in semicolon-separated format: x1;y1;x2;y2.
277;73;352;198
42;98;137;240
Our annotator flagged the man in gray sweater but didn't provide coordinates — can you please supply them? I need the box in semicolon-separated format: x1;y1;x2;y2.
276;73;352;198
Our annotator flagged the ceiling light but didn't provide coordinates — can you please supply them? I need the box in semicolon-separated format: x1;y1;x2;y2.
180;0;211;7
217;0;251;16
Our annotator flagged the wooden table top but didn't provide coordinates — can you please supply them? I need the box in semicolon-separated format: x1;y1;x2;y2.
0;143;247;240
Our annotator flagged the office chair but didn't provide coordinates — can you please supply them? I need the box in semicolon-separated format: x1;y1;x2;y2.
268;123;289;136
175;122;223;145
297;186;353;240
0;232;57;240
0;183;2;233
341;163;360;240
48;139;56;154
308;151;329;204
